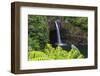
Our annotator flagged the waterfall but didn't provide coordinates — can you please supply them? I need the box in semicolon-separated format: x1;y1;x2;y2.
55;21;63;45
55;21;77;50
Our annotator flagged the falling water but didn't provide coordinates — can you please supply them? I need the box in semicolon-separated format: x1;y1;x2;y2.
55;21;66;46
55;21;62;44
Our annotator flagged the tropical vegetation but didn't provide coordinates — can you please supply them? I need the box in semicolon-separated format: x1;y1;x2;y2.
28;15;88;61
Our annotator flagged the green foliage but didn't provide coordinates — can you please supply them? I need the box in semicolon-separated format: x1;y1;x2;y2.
28;51;50;61
67;48;84;59
28;15;49;51
28;43;84;61
44;44;68;59
64;17;88;31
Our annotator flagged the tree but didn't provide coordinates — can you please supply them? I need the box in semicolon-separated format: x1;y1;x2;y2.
28;15;49;51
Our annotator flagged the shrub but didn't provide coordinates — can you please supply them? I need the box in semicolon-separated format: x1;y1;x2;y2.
67;48;84;59
28;43;84;61
28;51;50;61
